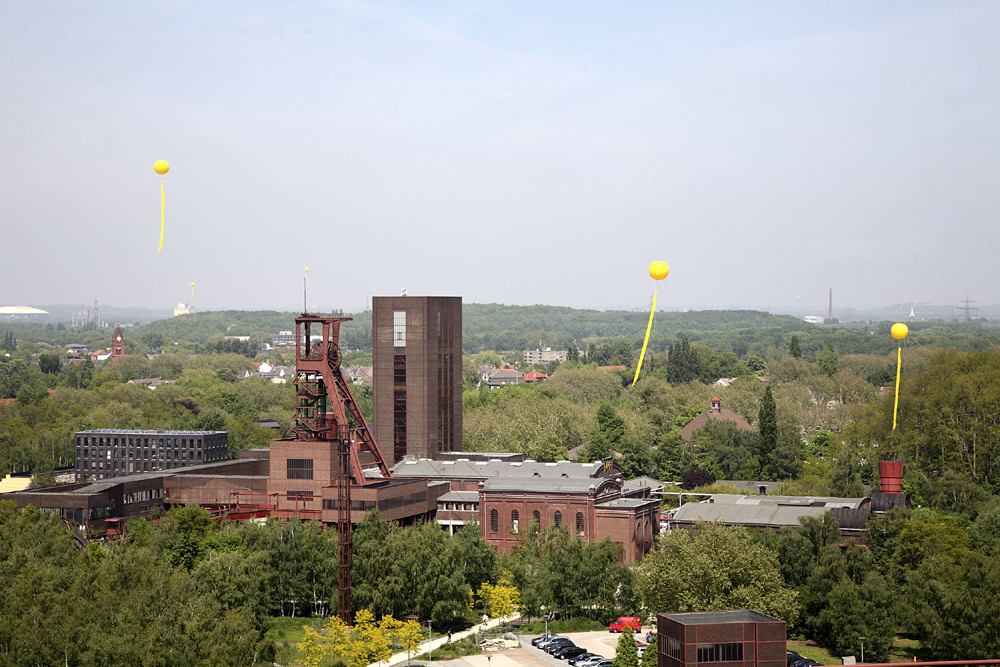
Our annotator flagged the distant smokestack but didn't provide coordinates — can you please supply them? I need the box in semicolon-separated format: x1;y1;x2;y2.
829;288;833;321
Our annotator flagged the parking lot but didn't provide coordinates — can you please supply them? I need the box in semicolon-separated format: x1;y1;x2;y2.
524;629;650;667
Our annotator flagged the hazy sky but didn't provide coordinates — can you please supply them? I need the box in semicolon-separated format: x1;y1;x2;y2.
2;1;997;315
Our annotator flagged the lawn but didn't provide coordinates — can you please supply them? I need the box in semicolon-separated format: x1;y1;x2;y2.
415;636;483;661
787;639;839;665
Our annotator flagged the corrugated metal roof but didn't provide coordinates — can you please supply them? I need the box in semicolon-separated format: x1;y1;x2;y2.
482;476;613;493
672;501;829;526
391;459;608;480
707;493;866;509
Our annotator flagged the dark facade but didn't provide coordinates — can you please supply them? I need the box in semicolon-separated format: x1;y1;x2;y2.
74;429;228;482
2;457;268;535
372;296;463;464
656;610;786;667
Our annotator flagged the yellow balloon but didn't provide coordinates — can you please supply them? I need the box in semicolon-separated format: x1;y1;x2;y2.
190;282;195;287
154;160;169;175
891;323;909;340
648;261;669;281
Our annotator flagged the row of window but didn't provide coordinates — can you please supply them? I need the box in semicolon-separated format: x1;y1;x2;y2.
660;637;745;663
440;502;477;511
287;459;313;479
78;436;211;448
489;509;586;535
79;450;205;465
322;491;429;512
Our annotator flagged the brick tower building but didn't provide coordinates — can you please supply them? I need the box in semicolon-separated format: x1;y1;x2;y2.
372;296;463;464
110;324;125;360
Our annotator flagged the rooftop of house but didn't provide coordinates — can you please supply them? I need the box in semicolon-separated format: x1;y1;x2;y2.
678;397;757;441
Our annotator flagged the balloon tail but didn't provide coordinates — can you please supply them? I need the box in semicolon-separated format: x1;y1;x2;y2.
892;346;902;430
632;289;658;386
668;276;675;292
158;180;165;254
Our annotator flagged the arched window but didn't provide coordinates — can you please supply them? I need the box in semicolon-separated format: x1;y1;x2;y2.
576;512;585;536
511;509;519;534
532;509;541;532
490;509;499;533
554;511;562;528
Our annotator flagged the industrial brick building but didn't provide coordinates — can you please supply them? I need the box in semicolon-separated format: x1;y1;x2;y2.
391;456;661;563
657;610;786;667
74;429;229;481
372;296;463;464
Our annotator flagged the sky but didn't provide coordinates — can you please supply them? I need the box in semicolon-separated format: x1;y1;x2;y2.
1;1;998;316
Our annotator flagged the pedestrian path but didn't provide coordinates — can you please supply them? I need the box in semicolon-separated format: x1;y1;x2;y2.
374;616;518;667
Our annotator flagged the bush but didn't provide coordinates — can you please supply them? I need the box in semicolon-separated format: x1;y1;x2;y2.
681;467;714;490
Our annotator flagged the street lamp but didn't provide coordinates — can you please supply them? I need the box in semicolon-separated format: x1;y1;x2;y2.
858;637;866;664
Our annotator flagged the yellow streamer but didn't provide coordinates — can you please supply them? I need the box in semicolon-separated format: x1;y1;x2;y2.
632;289;657;386
892;346;901;430
158;180;165;253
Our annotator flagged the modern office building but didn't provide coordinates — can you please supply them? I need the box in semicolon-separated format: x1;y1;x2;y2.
372;296;463;464
74;429;228;481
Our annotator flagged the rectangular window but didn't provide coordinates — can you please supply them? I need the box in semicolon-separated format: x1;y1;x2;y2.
393;389;407;462
393;310;406;347
287;458;314;480
697;643;743;663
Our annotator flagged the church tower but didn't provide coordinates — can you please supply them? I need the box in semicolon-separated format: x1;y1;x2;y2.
111;324;125;360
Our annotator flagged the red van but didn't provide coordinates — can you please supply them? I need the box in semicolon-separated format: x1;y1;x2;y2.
609;617;641;633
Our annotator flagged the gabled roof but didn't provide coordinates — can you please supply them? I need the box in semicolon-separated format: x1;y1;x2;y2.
678;405;756;441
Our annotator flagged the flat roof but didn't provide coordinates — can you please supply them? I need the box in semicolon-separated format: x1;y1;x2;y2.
672;501;830;527
663;610;781;625
77;429;226;436
706;494;866;509
439;491;479;502
391;458;611;480
482;476;616;493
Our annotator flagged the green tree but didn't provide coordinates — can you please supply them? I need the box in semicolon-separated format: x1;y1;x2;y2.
641;633;658;667
789;336;802;358
635;522;798;623
757;386;777;469
746;354;768;374
37;352;61;375
612;628;639;667
816;342;839;377
585;404;627;461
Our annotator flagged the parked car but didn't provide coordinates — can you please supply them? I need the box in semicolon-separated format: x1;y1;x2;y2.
786;651;803;667
609;617;642;633
537;636;568;649
556;646;589;660
569;653;601;666
592;660;614;667
546;640;576;654
575;655;608;667
533;634;563;647
791;658;822;667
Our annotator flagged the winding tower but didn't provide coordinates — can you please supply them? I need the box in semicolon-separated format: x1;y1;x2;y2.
291;314;390;623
